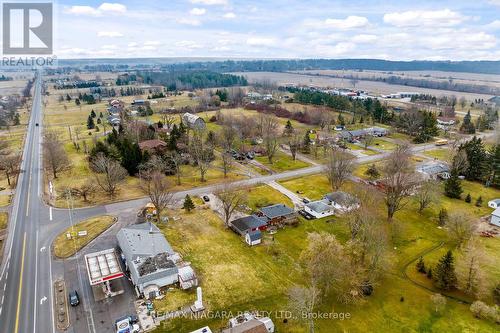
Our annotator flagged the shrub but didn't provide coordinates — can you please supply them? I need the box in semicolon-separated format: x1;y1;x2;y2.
465;193;471;203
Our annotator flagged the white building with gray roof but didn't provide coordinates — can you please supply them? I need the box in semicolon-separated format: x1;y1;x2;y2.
117;223;179;298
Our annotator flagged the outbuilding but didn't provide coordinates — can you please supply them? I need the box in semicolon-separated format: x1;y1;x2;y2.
245;230;262;246
488;199;500;209
491;208;500;227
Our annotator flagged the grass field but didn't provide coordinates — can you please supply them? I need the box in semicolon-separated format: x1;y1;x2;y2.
423;148;451;161
153;179;499;333
0;212;7;230
243;185;294;212
52;215;116;258
0;195;11;207
255;151;310;173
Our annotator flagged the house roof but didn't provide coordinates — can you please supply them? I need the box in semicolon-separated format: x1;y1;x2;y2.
417;163;449;175
492;207;500;217
259;204;294;219
324;191;359;207
178;265;197;282
139;139;167;150
221;320;267;333
306;199;333;213
116;223;174;262
489;199;500;205
231;215;267;234
247;230;262;242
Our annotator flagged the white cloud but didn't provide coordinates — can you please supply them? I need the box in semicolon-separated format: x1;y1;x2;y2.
223;12;236;19
177;18;202;26
351;34;378;43
383;9;465;27
144;41;161;46
175;40;203;49
98;3;127;14
128;42;138;47
246;37;276;47
486;20;500;30
101;44;118;49
97;31;123;37
143;45;157;51
66;3;127;16
488;0;500;6
190;8;206;16
324;16;369;29
189;0;228;5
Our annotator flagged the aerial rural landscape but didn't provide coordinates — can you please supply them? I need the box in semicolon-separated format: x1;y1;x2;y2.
0;1;499;333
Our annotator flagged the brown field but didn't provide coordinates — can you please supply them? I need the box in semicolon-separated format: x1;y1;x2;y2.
234;71;495;101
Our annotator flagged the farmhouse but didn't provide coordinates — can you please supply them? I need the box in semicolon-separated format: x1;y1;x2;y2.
324;192;359;213
257;203;297;226
304;199;336;219
490;208;500;227
182;112;206;130
488;199;500;209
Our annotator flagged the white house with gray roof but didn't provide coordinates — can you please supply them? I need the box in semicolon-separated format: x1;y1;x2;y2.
116;223;179;298
304;199;336;219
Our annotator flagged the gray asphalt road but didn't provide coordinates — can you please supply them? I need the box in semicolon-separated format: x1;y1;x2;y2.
0;73;55;333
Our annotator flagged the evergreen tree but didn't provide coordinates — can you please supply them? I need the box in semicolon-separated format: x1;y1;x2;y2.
444;169;462;199
99;112;103;118
90;109;96;118
118;138;144;175
438;208;448;226
75;98;81;106
465;193;471;203
416;257;426;273
488;144;500;188
365;164;380;179
302;131;311;153
434;250;457;291
87;115;95;129
283;120;294;136
183;194;195;212
427;267;433;279
66;94;71;101
459;136;488;181
460;111;476;134
475;196;483;207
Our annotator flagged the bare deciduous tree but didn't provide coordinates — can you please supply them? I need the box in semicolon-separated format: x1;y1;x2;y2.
446;210;477;247
381;144;419;221
288;132;302;161
216;182;246;227
361;134;374;149
90;153;127;197
73;179;97;202
324;148;356;191
140;171;173;223
288;284;321;333
0;152;21;187
220;151;233;178
190;131;213;182
456;240;488;298
43;131;70;179
167;152;183;186
261;114;279;163
416;180;439;213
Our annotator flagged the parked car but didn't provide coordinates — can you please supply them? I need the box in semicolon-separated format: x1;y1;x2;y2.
35;123;39;127
69;290;79;306
202;195;210;202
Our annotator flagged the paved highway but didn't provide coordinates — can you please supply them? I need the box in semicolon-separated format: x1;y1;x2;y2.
0;73;55;333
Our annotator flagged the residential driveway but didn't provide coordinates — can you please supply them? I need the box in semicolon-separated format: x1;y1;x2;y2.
266;181;304;209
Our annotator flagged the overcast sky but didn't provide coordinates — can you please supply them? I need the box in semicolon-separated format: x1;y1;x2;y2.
55;0;500;60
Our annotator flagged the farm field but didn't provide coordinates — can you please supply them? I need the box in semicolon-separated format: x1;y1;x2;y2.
234;71;495;101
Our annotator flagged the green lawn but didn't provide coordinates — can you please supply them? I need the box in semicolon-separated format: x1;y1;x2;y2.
153;178;500;333
0;212;7;230
371;138;397;151
279;174;331;200
52;215;116;258
255;151;310;173
243;185;294;212
423;149;450;161
0;195;10;207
